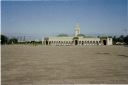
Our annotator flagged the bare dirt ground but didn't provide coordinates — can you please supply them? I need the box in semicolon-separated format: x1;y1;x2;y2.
1;45;128;85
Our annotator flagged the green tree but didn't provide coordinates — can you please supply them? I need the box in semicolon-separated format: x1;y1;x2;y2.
119;35;124;42
124;35;128;45
112;35;128;45
1;35;9;44
9;38;18;44
113;36;117;45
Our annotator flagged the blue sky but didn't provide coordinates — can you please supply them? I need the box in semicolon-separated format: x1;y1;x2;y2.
1;0;127;39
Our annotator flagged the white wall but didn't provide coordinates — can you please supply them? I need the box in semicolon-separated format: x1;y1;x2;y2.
79;37;100;41
48;37;73;41
107;38;113;45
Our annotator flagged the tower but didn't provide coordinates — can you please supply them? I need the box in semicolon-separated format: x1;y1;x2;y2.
75;23;80;36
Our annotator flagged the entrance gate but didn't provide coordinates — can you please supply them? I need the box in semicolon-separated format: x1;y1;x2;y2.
73;37;79;45
46;40;48;45
75;40;78;45
103;40;107;45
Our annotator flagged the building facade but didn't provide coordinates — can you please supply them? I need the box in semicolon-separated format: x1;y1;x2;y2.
42;24;113;46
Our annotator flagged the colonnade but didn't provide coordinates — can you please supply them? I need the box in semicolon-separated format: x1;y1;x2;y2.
43;40;101;46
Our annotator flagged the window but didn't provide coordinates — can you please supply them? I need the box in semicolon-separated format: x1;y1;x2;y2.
82;41;84;45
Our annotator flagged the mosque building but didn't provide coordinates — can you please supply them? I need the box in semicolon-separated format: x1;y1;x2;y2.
42;24;113;46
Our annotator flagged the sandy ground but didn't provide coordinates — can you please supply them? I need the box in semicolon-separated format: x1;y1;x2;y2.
1;45;128;85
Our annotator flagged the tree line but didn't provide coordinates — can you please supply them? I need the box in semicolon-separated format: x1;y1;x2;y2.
1;35;18;44
1;34;42;45
113;35;128;45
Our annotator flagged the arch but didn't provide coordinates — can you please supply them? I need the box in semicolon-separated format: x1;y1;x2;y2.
82;41;84;45
49;41;51;45
103;40;107;45
46;40;48;45
73;37;79;45
96;41;99;45
79;41;81;44
90;41;92;43
75;40;78;45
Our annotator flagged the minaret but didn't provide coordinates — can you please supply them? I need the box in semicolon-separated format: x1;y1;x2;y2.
75;23;80;36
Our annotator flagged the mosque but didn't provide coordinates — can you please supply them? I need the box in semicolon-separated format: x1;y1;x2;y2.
42;24;113;46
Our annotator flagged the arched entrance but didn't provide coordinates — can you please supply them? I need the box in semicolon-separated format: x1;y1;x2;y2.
75;40;78;45
73;37;79;45
103;40;107;45
82;41;84;45
44;37;49;45
46;40;48;45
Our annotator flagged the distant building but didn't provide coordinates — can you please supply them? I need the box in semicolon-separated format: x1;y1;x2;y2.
42;24;113;46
